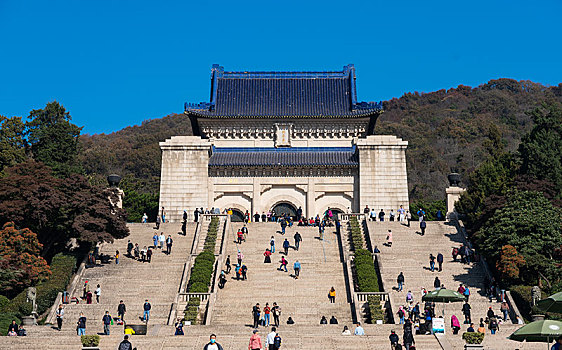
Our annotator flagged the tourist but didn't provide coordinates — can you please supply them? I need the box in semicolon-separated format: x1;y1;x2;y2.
242;224;249;238
272;303;281;326
56;304;64;330
489;316;499;334
467;323;475;332
293;231;302;251
166;235;173;254
354;322;365;335
262;212;267;222
7;320;18;336
389;209;395;221
273;332;282;349
252;303;261;328
194;208;199;223
389;330;399;349
373;245;380;253
244;210;250;223
254;212;260;222
140;246;146;262
156;215;161;230
397;272;405;292
175;319;184;335
406;210;412;227
161;207;166;223
76;312;86;336
320;316;328;324
420;219;426;236
263;303;271;326
237;250;244;265
379;209;385;222
452;247;459;262
117;300;126;321
241;264;248;280
225;255;231;273
203;334;224;350
102;310;112;335
451;314;461;334
500;301;510;321
286;317;294;324
159;232;165;249
235;264;242;280
397;306;405;324
95;284;101;303
280;218;287;235
119;335;134;350
328;287;336;303
267;327;278;350
364;205;370;214
370;209;376;221
146;247;152;263
248;329;262;350
86;289;93;304
181;219;187;235
127;240;133;257
342;325;351;335
417;208;425;221
142;212;148;223
398;205;405;222
429;254;436;272
82;280;89;300
264;249;272;263
183;210;188;222
134;243;140;260
143;299;151;322
434;277;441;289
278;256;288;272
297;206;303;220
487;306;495;319
283;238;290;255
477;321;486;333
330;316;338;324
293;260;301;279
437;252;443;272
406;290;413;304
462;301;471;324
386;229;393;247
218;270;227;289
551;336;562;350
270;236;275;253
463;285;470;302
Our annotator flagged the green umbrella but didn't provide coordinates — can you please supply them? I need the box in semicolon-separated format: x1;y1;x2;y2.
536;292;562;314
422;288;466;303
508;320;562;349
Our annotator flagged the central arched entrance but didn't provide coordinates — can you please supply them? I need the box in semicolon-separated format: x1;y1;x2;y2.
230;208;245;222
271;202;297;219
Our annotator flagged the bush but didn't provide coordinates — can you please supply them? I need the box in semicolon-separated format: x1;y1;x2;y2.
348;217;365;250
462;331;484;344
0;295;9;309
81;334;100;346
354;249;379;292
0;312;20;336
510;285;533;321
367;295;384;323
2;253;77;318
186;219;219;293
410;200;446;221
189;282;210;293
187;297;200;307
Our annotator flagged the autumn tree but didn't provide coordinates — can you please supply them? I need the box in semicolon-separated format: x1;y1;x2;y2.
0;222;51;297
496;245;525;282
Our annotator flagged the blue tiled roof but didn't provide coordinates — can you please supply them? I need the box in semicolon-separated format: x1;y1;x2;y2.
209;147;358;167
186;64;382;118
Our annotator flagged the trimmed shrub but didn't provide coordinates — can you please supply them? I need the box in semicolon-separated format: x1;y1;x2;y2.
189;282;210;293
81;334;100;346
354;249;379;292
510;285;533;321
187;218;220;293
462;331;484;344
367;295;384;323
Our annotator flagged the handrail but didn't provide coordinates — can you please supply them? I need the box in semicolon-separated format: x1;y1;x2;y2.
339;213;367;221
355;292;390;302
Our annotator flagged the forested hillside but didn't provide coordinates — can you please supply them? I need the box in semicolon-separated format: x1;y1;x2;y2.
79;79;562;212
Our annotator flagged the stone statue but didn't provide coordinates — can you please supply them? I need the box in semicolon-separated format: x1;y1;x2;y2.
531;286;541;306
26;287;38;315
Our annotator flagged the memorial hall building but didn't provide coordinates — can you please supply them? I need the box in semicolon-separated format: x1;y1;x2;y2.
159;64;409;222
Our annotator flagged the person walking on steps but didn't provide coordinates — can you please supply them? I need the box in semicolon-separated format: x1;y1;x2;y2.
56;304;64;331
159;232;165;250
263;303;271;327
267;327;278;350
293;231;302;251
203;334;224;350
252;303;261;328
237;250;244;265
293;260;301;279
397;272;405;292
166;235;173;255
102;310;112;335
328;287;336;303
462;301;471;324
420;219;426;236
283;239;290;256
143;299;151;322
429;254;436;272
225;255;231;273
118;335;134;350
279;256;288;272
117;300;126;321
434;277;441;289
389;330;399;349
437;252;444;272
76;312;86;336
387;230;393;247
248;329;262;350
280;219;287;235
270;236;275;253
272;303;281;327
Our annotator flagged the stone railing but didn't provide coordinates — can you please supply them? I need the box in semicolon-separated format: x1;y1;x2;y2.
356;292;390;302
178;292;210;302
451;215;523;324
339;213;367;222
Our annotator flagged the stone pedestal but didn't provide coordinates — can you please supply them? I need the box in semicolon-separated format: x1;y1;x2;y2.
357;135;409;212
446;186;466;216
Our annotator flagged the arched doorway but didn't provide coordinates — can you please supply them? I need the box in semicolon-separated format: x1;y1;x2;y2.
271;202;297;220
328;208;344;220
230;208;245;222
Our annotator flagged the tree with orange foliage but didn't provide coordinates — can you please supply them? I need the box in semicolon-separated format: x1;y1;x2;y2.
496;245;525;282
0;222;51;297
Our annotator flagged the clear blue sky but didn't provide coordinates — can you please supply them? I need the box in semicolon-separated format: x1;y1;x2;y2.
1;1;561;134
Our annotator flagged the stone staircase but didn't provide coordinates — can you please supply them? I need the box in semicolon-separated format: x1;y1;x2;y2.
367;220;543;350
212;222;353;326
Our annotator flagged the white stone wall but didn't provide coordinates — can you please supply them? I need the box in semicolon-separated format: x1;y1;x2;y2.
159;136;211;222
357;135;409;213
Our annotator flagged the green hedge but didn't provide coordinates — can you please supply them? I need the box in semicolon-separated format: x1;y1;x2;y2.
462;331;484;344
81;334;100;346
187;218;219;293
410;200;446;221
354;249;379;292
367;295;385;324
2;253;77;319
510;285;533;321
349;217;364;250
184;297;200;324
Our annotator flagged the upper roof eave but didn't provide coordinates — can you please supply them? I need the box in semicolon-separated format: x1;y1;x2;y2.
185;109;382;119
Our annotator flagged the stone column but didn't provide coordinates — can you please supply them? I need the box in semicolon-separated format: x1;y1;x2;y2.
159;136;211;222
446;186;466;217
356;135;409;212
307;178;316;218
